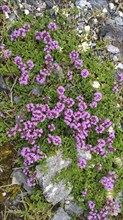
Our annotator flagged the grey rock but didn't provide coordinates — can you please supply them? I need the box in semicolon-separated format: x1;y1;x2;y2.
45;0;54;8
44;180;72;205
52;207;71;220
31;86;41;96
88;0;108;9
0;74;10;92
14;96;21;103
36;151;72;205
12;170;32;194
76;0;88;8
65;201;84;217
109;2;116;11
36;150;72;188
107;45;120;54
77;149;92;160
27;0;37;5
9;13;16;22
115;16;123;26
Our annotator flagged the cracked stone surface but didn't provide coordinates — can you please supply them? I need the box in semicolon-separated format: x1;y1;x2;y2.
12;170;32;194
65;201;84;217
52;207;71;220
36;151;72;205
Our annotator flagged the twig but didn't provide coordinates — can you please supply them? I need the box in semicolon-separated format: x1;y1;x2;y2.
10;76;18;106
0;183;13;189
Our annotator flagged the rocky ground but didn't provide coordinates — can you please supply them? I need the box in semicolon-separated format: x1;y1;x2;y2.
0;0;123;219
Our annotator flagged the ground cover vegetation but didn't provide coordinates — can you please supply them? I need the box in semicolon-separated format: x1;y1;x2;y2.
0;3;123;220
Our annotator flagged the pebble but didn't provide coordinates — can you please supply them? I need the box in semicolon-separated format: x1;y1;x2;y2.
24;9;30;15
115;63;123;69
109;3;116;11
103;8;108;13
107;45;120;54
118;11;123;18
76;0;88;8
92;81;100;88
115;16;123;26
113;55;119;62
84;25;90;33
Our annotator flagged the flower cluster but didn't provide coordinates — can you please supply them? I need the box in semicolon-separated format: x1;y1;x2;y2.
14;56;34;85
35;27;60;84
100;171;117;191
21;145;44;187
10;24;30;41
69;50;83;69
112;73;123;93
90;92;102;108
2;5;10;14
0;44;12;61
88;199;120;220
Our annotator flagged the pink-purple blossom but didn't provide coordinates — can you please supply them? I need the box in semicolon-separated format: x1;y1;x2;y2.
81;69;90;78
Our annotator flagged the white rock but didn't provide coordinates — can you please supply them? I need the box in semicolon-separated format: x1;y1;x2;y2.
118;11;123;18
76;0;88;8
109;3;115;10
2;192;6;197
12;176;21;185
103;8;108;13
115;63;123;69
0;167;3;172
37;7;41;12
84;25;90;33
113;55;119;62
114;157;122;167
117;103;120;108
107;45;120;54
92;81;100;88
4;12;9;19
19;3;23;9
65;200;70;204
24;9;30;15
77;149;92;160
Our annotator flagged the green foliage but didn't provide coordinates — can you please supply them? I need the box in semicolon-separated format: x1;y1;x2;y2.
0;4;123;219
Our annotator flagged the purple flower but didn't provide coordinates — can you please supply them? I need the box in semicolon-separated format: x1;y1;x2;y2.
0;44;5;51
48;124;56;132
78;158;87;169
74;59;83;69
52;136;62;146
36;74;46;84
81;69;90;78
27;176;36;187
0;111;3;117
23;24;30;30
49;40;59;50
82;190;87;197
88;201;95;210
14;56;22;65
53;63;61;71
21;147;31;157
4;49;12;57
90;101;97;108
57;86;65;95
27;60;34;70
117;73;123;82
94;92;102;102
69;50;79;62
2;5;10;14
91;116;99;125
48;22;57;31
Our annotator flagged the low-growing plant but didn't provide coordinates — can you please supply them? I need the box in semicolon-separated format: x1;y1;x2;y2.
0;4;123;220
